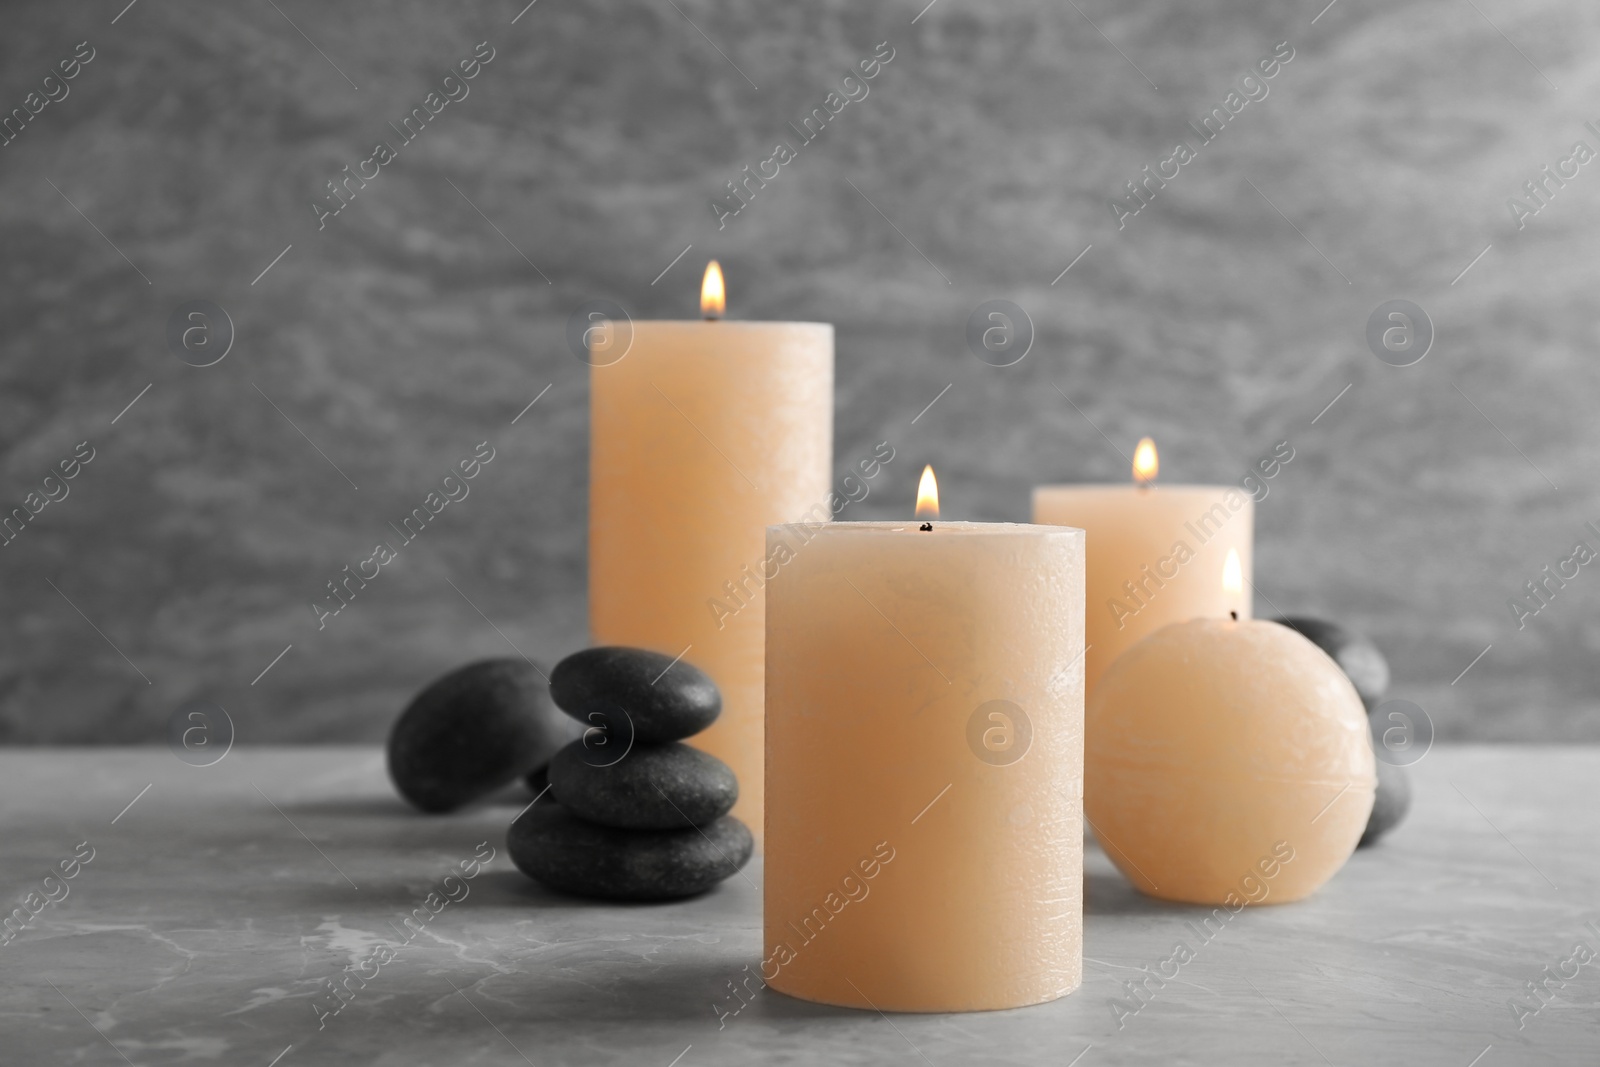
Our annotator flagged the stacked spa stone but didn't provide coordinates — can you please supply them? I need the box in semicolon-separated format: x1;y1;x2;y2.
509;647;753;901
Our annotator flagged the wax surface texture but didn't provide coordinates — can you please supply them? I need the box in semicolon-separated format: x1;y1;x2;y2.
590;322;833;838
1032;485;1252;697
1086;618;1375;905
765;521;1085;1012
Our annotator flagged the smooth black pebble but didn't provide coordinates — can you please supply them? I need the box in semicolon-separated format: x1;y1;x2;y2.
508;805;752;901
388;659;581;813
550;646;721;745
548;740;737;830
1273;616;1390;711
1359;759;1412;847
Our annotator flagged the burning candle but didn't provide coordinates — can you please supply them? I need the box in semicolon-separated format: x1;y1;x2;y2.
764;471;1086;1011
588;262;833;838
1085;564;1374;905
1032;438;1254;697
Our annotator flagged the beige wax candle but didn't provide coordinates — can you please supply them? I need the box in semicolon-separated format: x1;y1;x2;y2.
589;264;832;838
765;480;1085;1012
1086;614;1376;905
1032;439;1253;696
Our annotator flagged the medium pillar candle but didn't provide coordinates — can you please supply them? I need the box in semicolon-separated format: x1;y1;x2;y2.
764;515;1085;1012
589;265;832;838
1032;439;1253;696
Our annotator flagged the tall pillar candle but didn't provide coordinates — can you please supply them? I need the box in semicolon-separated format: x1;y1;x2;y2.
765;503;1085;1011
1032;439;1253;697
589;264;832;838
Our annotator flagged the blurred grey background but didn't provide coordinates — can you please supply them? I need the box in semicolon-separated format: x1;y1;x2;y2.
0;0;1594;743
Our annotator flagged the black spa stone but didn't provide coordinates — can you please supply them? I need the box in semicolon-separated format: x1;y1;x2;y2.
1359;759;1413;848
508;805;752;901
549;646;721;744
1272;616;1390;711
548;739;737;830
387;659;580;813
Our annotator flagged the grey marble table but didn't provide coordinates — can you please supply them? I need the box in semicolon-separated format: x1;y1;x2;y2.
2;745;1595;1066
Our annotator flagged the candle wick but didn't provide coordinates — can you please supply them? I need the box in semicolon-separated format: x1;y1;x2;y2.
919;522;933;532
704;313;722;322
1230;611;1238;621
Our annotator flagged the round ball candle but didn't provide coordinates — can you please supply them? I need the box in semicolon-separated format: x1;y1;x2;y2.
1033;438;1254;697
1085;595;1376;906
589;262;833;839
765;471;1086;1012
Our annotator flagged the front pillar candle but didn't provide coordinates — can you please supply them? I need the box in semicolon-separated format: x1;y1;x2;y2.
764;518;1085;1012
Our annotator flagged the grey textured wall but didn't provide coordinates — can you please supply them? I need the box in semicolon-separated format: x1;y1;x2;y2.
0;0;1594;743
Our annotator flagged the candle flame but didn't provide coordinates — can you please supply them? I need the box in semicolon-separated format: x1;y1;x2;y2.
701;260;725;319
1133;437;1158;485
915;465;939;519
1222;548;1242;598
